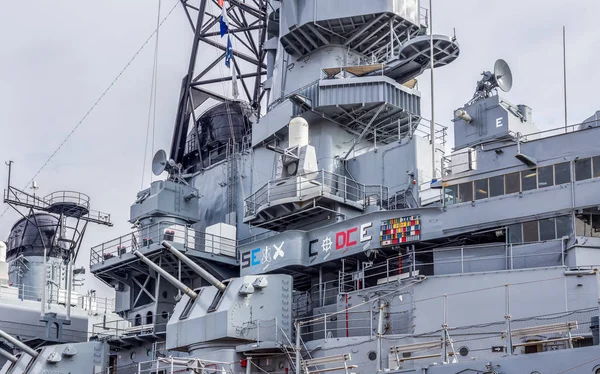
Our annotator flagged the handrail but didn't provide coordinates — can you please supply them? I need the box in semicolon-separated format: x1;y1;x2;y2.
244;169;389;217
90;221;237;266
303;239;566;309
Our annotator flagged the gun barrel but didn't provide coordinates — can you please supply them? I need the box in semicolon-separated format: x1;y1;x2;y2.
132;250;198;300
162;241;227;292
0;347;18;363
0;329;38;358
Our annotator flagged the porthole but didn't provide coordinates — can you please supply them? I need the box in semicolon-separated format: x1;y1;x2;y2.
146;349;152;357
367;351;377;361
130;351;136;360
531;371;541;374
162;291;168;299
459;346;469;357
162;311;169;319
595;368;600;374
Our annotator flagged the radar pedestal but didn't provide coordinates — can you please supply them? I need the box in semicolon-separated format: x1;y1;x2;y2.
453;59;539;151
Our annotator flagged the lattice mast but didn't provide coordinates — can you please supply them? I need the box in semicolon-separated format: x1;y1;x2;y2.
169;0;268;166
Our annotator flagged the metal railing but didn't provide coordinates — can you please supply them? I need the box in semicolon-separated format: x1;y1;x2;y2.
3;187;111;224
295;279;597;364
90;221;237;266
44;190;90;210
338;239;566;294
137;357;235;374
77;294;115;315
301;239;566;310
0;283;115;313
244;170;388;217
92;313;170;339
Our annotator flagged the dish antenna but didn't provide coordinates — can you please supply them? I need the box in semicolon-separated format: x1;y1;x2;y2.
472;59;513;101
152;149;176;176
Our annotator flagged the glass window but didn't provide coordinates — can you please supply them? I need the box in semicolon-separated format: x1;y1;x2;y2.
444;186;457;205
593;156;600;178
576;213;591;236
507;224;522;243
554;162;571;185
539;218;556;241
521;169;537;191
505;172;520;194
522;221;539;242
474;179;488;200
489;175;504;197
575;158;592;181
537;165;554;188
458;182;473;203
556;215;572;238
593;213;600;238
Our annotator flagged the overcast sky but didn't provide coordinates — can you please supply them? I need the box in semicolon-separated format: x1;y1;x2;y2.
1;0;599;297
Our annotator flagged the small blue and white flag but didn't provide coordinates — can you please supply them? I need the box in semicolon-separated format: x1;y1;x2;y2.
225;35;233;68
219;3;229;37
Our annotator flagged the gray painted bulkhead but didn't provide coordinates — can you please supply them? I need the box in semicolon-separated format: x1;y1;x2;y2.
76;0;600;372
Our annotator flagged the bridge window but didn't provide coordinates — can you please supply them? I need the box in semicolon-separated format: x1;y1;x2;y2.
458;182;473;203
444;185;457;205
507;224;523;243
556;216;572;238
444;160;580;206
594;156;600;178
489;175;504;197
554;162;571;184
146;311;153;325
539;218;556;241
505;172;521;194
575;158;592;181
522;221;539;242
521;169;537;191
537;165;554;188
474;179;488;200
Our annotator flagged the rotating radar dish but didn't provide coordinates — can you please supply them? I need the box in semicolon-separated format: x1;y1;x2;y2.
472;59;513;102
493;59;513;93
152;150;169;176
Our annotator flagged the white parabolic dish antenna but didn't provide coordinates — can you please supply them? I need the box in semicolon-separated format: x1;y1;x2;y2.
493;59;513;92
152;150;169;176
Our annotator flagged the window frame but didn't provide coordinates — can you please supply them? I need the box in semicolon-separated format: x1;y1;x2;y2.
504;172;521;194
521;168;538;192
474;179;489;200
537;165;554;188
554;162;571;185
457;181;474;203
575;157;592;181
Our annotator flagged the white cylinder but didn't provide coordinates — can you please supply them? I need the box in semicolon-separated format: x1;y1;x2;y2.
288;117;309;148
0;241;6;263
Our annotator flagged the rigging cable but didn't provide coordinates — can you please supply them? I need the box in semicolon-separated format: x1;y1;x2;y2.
141;0;163;189
0;0;179;222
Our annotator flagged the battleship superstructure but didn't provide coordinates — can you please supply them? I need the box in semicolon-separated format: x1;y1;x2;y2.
3;0;600;373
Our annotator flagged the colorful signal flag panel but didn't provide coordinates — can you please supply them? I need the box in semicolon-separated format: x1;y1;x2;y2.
380;215;420;246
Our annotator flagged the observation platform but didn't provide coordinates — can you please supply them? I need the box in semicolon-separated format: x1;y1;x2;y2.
90;221;239;287
282;75;422;146
280;0;426;59
3;187;112;226
243;170;388;231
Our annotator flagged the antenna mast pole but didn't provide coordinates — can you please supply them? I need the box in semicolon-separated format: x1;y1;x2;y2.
562;26;568;133
429;0;436;180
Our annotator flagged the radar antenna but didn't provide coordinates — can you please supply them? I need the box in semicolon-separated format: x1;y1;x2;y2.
471;59;513;103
